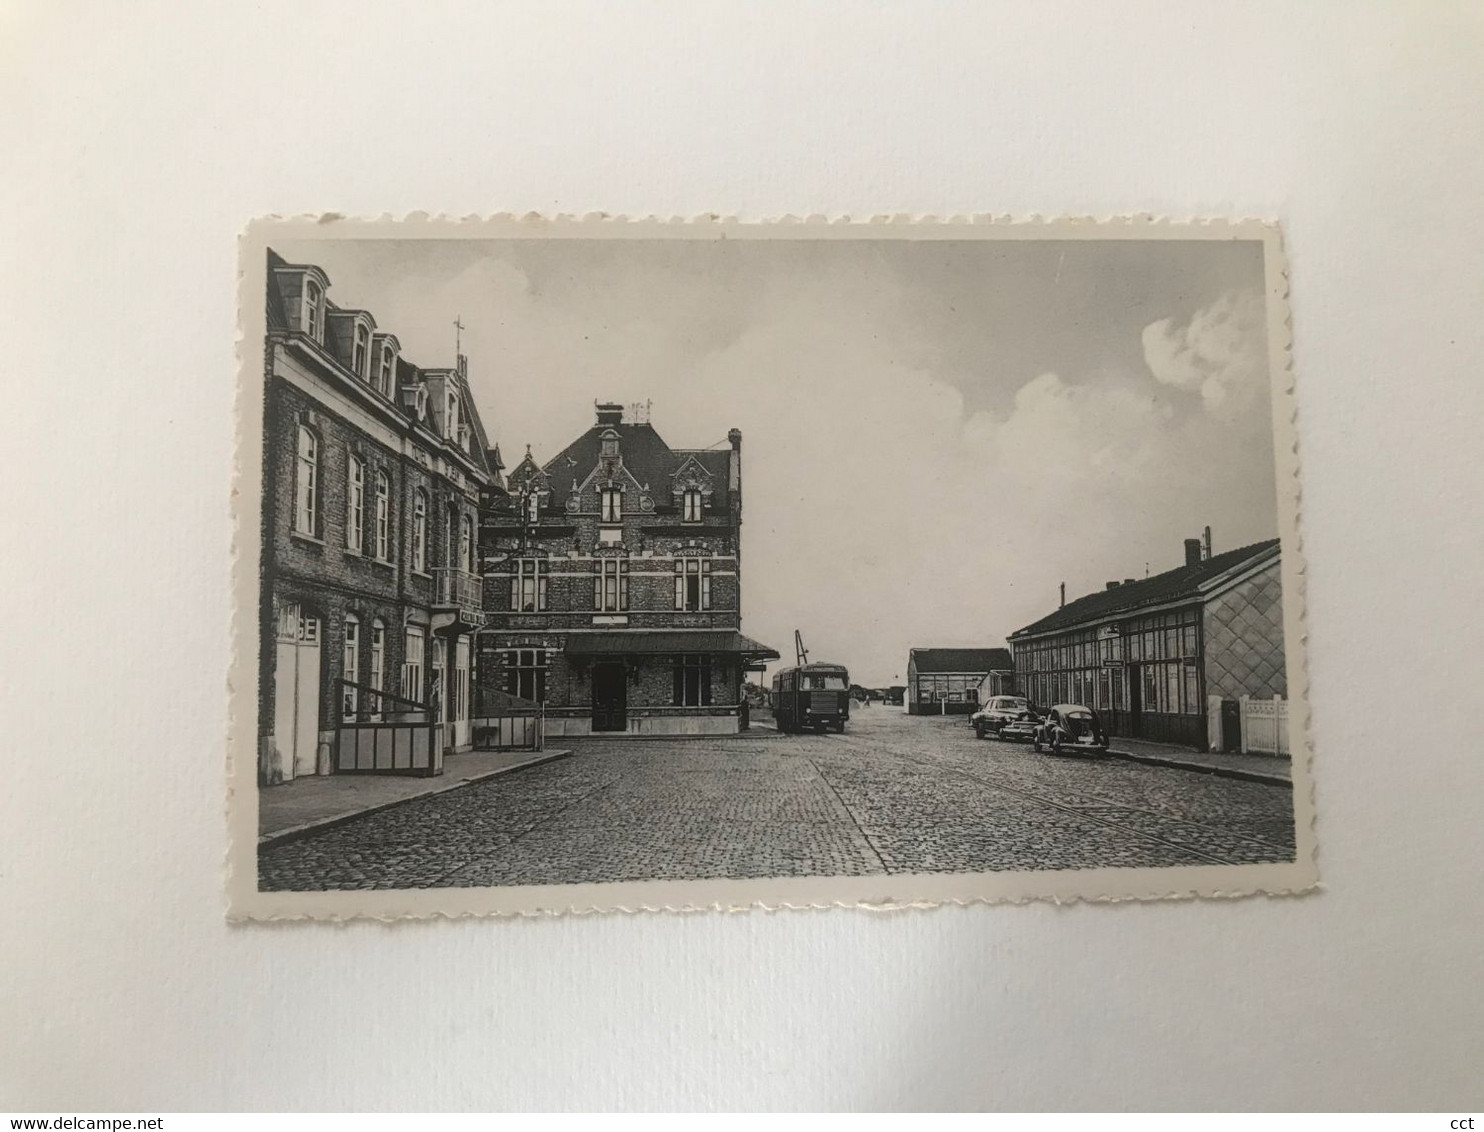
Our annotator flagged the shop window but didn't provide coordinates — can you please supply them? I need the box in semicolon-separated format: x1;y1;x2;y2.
674;654;712;707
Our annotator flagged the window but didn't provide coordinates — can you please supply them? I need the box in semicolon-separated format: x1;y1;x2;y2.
369;619;385;717
600;488;622;523
674;654;712;707
674;558;712;611
377;345;395;396
595;559;629;612
342;615;360;718
402;626;425;703
412;489;428;572
374;471;391;560
303;280;322;340
353;324;369;378
506;649;547;702
525;490;540;523
346;456;364;552
511;559;547;612
683;489;702;522
294;426;318;534
601;432;619;458
446;391;459;439
459;514;474;572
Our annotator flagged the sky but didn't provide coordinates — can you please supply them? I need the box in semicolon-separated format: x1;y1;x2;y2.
277;235;1277;687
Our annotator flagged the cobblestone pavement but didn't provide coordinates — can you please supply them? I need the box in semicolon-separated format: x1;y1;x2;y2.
258;709;1298;890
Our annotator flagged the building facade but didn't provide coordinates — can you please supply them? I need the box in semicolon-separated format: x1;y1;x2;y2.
1008;537;1285;750
906;648;1015;715
258;250;500;785
478;404;777;736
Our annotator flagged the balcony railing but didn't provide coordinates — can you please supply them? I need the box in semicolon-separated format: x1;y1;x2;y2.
433;567;485;627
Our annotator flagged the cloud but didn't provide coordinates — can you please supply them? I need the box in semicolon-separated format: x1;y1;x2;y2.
1142;289;1266;417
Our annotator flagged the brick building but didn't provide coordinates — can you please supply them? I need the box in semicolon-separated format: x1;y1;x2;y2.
258;250;501;785
478;404;778;736
906;648;1015;715
1007;535;1285;750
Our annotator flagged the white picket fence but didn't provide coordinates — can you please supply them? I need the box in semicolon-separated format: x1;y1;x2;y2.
1239;694;1289;756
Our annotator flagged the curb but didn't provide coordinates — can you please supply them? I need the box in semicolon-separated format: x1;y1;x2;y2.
257;749;573;851
1105;747;1290;788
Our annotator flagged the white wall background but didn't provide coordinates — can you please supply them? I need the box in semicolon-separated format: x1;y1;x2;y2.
2;0;1482;1111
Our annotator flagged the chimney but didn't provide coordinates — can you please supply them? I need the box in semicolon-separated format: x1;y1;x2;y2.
727;428;742;493
595;402;624;427
1184;538;1203;567
1059;582;1066;608
1106;581;1121;590
1124;578;1135;587
1203;525;1213;561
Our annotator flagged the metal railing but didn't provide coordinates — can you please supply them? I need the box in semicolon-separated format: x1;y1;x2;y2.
335;682;443;776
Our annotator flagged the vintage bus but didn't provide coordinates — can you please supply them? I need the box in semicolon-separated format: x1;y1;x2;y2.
771;663;851;733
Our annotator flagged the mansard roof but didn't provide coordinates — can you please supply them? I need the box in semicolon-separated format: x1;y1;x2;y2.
539;422;729;508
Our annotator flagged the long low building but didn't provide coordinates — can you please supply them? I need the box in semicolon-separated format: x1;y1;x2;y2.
1007;536;1285;750
906;647;1015;715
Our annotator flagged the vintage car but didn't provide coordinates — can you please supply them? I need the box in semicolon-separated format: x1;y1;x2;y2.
970;695;1033;739
1032;703;1110;755
997;713;1041;743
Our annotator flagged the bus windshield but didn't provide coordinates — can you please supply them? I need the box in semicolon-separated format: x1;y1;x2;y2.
803;674;847;690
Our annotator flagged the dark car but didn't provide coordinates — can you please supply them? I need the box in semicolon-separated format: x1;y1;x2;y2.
1032;703;1110;755
969;695;1033;739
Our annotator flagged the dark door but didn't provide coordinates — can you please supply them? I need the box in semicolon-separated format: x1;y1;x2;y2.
1125;664;1142;737
1220;698;1242;752
592;662;627;732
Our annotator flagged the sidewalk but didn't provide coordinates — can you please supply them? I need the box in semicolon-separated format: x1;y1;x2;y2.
258;748;571;847
1106;737;1291;786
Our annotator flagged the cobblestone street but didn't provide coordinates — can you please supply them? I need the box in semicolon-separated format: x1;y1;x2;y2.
258;709;1298;890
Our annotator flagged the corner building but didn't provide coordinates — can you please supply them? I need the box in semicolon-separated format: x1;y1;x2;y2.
259;250;500;785
479;404;778;736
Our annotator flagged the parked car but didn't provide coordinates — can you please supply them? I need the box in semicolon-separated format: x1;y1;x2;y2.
970;695;1033;739
997;713;1041;743
1032;704;1110;755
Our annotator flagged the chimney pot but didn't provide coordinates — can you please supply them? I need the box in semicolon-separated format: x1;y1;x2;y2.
1184;538;1203;567
1059;582;1066;608
1106;581;1121;590
728;428;742;450
1203;525;1213;560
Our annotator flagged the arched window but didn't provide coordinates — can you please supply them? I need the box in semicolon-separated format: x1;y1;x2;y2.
346;455;364;552
459;513;474;572
369;619;386;718
353;324;369;378
374;471;391;561
412;489;428;572
342;614;360;718
303;280;323;341
294;426;318;534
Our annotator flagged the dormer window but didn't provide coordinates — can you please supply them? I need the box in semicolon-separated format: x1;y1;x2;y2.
353;324;369;378
683;489;703;522
525;491;540;523
377;345;396;397
303;280;323;342
600;488;622;523
446;391;459;439
600;430;619;458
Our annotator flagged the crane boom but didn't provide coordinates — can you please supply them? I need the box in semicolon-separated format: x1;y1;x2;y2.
794;629;809;668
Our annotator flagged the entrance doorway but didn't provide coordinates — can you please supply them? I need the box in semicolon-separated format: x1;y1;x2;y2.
591;662;628;732
273;603;321;781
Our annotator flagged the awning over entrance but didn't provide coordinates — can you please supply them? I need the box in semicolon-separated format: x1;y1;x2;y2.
562;630;780;661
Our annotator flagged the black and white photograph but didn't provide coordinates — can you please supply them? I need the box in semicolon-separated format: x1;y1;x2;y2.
230;217;1314;916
